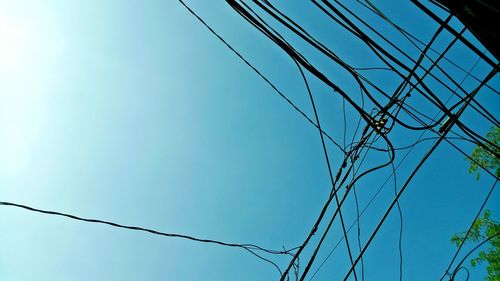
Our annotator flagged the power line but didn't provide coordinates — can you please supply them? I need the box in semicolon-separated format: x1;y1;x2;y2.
179;2;498;280
0;201;295;275
177;0;346;153
390;160;404;281
410;0;500;71
439;179;498;280
294;59;359;281
341;67;497;281
449;233;500;281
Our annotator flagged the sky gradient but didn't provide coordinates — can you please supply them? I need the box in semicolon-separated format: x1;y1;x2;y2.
1;1;499;280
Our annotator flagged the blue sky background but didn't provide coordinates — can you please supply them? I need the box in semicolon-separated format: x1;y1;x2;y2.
0;1;498;280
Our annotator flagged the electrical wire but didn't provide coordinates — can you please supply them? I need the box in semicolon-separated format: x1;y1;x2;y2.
410;0;500;71
341;67;496;281
439;179;498;280
181;0;498;279
177;0;346;153
449;267;470;281
0;201;294;275
449;233;500;281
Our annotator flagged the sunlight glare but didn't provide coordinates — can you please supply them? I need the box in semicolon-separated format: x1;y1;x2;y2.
0;3;64;178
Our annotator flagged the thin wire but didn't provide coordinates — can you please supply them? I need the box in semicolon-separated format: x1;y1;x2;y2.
307;134;381;281
180;2;499;280
341;67;497;281
294;60;359;281
233;4;362;279
439;179;498;280
311;0;462;133
243;0;436;132
350;0;500;126
239;2;500;278
226;2;399;279
449;233;500;281
352;166;366;281
343;122;449;281
410;0;500;71
357;0;500;131
0;201;293;275
343;97;347;150
177;0;346;153
391;161;404;281
306;129;496;280
449;267;470;281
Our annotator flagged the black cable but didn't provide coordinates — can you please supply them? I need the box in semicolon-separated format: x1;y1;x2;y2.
343;97;347;150
455;121;500;158
268;2;498;274
342;118;450;281
294;122;393;280
292;1;494;138
352;184;366;281
306;130;496;280
240;2;494;278
315;0;459;125
360;1;493;93
177;0;346;153
356;136;473;152
439;179;498;280
0;201;293;275
410;0;500;71
233;6;364;280
200;2;498;280
352;67;395;72
345;0;500;127
223;3;403;279
428;0;450;13
306;96;483;279
229;0;378;125
442;136;499;180
307;134;382;281
300;128;395;280
449;233;500;281
449;267;470;281
243;0;445;132
391;161;404;281
341;66;494;281
294;59;359;281
313;0;474;135
236;0;400;250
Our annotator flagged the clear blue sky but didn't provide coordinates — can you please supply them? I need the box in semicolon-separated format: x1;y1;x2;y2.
0;1;498;280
